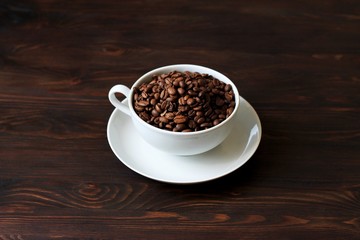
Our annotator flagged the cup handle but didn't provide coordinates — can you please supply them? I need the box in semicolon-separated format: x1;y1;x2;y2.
108;85;131;116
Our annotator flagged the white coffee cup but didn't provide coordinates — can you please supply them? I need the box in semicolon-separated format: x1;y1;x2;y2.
108;64;240;155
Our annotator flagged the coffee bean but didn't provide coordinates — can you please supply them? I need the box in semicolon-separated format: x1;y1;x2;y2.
212;88;220;95
196;111;204;116
141;92;148;98
198;78;206;86
186;98;196;106
154;92;160;100
193;105;202;111
200;122;212;128
218;114;226;119
177;87;185;95
137;100;149;107
172;72;182;78
215;97;225;106
154;117;160;124
161;101;167;110
226;107;234;116
165;112;175;120
205;108;213;117
174;115;188;124
134;104;145;112
224;92;233;102
210;113;218;120
139;112;150;121
178;97;186;105
188;110;196;118
174;123;186;132
179;80;186;88
178;105;189;112
155;104;162;113
175;76;184;82
188;120;197;129
188;90;197;96
196;117;205;125
160;89;166;99
225;84;232;92
167;87;176;95
151;109;160;117
159;116;169;123
213;119;221;126
150;98;157;105
182;129;192;132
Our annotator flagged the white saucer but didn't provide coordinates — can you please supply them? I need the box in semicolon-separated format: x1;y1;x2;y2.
107;96;262;184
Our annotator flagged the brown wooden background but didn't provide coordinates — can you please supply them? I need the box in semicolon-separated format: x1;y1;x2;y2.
0;0;359;239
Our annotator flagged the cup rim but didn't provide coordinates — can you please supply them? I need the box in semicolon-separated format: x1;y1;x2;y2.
128;64;240;136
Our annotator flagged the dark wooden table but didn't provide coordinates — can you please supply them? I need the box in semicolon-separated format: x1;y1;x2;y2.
1;0;359;239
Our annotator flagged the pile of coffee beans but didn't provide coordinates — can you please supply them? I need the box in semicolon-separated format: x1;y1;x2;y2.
132;71;236;132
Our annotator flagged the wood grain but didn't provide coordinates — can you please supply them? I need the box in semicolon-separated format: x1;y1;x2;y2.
0;0;359;239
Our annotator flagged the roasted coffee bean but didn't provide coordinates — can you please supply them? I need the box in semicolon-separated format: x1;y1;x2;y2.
150;98;157;105
174;123;186;132
225;84;232;92
178;105;189;112
179;80;186;88
159;116;169;123
186;98;196;106
188;120;197;129
213;119;221;126
218;114;226;119
139;112;150;122
167;86;176;95
188;90;197;96
188;110;196;118
151;109;160;117
161;101;167;110
177;87;185;95
172;72;182;78
137;100;149;107
154;92;160;100
132;70;236;132
193;105;202;111
167;101;176;111
196;117;205;125
215;97;225;106
182;129;192;132
210;113;218;120
141;92;148;98
198;78;206;86
200;122;213;128
165;112;175;120
154;117;160;124
155;104;162;113
226;107;234;116
224;92;233;102
196;111;204;116
205;108;213;117
212;88;220;95
160;89;166;99
174;115;188;124
134;105;145;112
178;97;186;105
